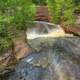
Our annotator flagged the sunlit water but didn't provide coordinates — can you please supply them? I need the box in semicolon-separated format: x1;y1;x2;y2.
26;21;67;39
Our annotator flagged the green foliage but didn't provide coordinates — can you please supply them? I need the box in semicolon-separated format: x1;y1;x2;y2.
12;0;36;31
32;0;47;5
0;0;36;53
47;0;75;25
63;0;75;25
0;36;12;54
0;19;12;53
47;0;64;24
74;3;80;13
73;0;80;5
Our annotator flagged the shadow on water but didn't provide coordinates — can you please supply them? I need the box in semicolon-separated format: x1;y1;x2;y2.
1;37;80;80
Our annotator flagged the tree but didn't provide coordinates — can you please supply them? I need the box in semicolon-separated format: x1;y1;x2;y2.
47;0;64;24
63;0;75;25
47;0;75;25
0;0;36;54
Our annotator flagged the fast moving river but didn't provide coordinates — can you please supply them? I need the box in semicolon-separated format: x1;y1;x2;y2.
0;21;80;80
1;37;80;80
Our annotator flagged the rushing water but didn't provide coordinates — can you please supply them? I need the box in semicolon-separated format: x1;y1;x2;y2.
1;37;79;80
0;21;80;80
26;21;66;40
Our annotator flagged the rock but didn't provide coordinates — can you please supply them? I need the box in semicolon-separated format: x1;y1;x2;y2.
13;33;32;60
